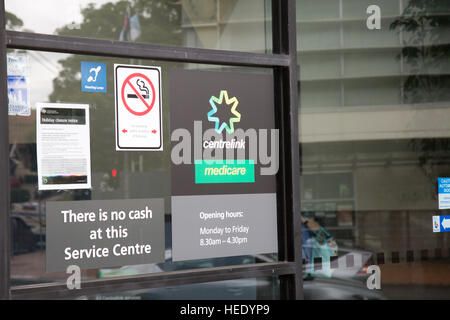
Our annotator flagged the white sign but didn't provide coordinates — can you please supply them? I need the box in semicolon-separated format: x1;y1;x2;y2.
433;216;441;232
114;64;162;151
36;103;92;190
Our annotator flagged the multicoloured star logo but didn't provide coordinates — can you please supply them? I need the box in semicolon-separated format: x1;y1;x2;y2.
207;90;241;134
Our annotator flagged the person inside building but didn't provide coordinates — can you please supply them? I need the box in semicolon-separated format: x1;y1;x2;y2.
301;216;338;278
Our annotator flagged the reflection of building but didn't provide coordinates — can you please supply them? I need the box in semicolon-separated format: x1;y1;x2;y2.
297;0;450;255
179;0;450;258
294;3;450;295
180;0;271;53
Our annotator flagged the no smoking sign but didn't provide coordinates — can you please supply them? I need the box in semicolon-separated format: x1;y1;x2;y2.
114;64;162;151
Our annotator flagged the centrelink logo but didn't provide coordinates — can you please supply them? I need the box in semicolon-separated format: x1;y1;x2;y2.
170;89;279;175
207;90;241;134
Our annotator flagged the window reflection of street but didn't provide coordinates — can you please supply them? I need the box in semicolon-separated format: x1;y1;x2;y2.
5;0;450;300
298;0;450;299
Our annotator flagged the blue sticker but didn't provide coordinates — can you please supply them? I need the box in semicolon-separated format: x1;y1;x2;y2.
81;62;107;92
438;177;450;209
8;75;30;115
433;215;450;233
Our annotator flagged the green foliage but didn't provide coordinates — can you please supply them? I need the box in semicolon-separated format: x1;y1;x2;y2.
56;0;181;45
5;11;23;30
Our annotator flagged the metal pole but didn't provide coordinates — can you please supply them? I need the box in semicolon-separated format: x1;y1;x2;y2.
0;0;11;300
272;0;303;300
286;0;303;300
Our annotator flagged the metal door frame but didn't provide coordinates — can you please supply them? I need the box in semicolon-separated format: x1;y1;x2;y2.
0;0;302;300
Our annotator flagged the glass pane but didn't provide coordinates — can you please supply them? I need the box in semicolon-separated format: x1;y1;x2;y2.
5;0;272;53
297;0;450;300
7;49;275;287
66;276;280;300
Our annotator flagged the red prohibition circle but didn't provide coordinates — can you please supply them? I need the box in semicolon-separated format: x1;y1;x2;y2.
121;73;156;116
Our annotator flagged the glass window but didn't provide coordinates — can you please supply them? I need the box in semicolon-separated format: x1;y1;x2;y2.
5;0;272;53
297;0;450;299
67;276;280;300
7;49;275;287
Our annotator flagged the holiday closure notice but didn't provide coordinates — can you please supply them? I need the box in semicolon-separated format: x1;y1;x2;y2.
46;198;164;272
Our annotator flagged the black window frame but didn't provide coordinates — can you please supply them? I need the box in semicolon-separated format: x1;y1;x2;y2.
0;0;303;300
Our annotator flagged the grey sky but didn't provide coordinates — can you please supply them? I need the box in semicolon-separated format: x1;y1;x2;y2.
6;0;115;34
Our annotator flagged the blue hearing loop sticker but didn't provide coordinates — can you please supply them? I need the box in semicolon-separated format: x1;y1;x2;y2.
81;62;107;92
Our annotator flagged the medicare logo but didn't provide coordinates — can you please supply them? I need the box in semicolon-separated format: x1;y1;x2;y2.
207;90;241;134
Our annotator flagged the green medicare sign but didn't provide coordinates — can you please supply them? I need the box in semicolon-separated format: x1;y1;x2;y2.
195;160;255;184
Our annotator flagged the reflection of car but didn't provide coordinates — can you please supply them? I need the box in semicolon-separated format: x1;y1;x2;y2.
11;202;46;249
330;248;375;282
97;252;276;300
303;248;387;300
138;278;274;300
95;249;386;300
303;277;386;300
11;216;36;255
303;247;374;281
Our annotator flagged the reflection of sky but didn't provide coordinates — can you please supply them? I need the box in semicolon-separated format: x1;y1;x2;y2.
5;0;117;105
6;0;116;34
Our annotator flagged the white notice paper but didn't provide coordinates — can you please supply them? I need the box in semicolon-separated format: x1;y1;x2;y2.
36;103;91;190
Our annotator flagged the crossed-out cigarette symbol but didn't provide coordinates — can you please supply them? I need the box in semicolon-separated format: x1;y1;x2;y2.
121;73;156;116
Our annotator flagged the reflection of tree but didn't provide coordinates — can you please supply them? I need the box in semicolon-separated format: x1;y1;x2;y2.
55;1;181;45
49;1;181;178
6;11;23;30
390;0;450;104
